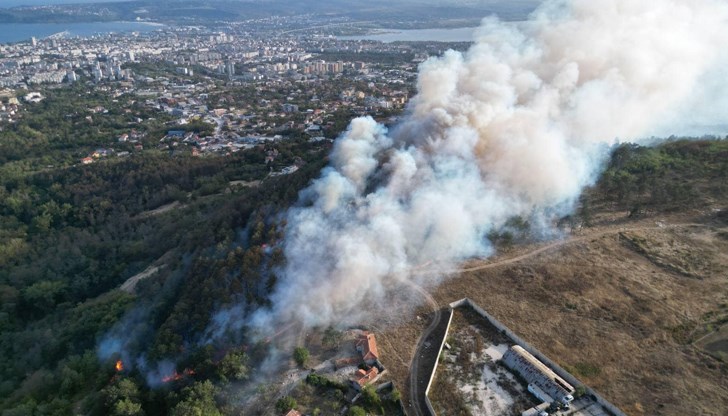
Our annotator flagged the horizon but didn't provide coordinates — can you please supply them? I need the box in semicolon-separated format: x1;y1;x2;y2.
1;0;542;9
1;0;128;7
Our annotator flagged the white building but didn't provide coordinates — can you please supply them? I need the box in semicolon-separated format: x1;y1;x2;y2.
503;345;575;405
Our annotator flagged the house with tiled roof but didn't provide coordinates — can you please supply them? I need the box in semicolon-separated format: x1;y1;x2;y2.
351;366;379;390
356;331;379;365
283;410;301;416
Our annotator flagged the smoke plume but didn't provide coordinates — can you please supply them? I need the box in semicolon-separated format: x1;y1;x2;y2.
252;0;728;331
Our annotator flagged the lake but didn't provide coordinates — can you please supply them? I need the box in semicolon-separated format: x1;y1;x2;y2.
338;27;479;43
0;21;165;44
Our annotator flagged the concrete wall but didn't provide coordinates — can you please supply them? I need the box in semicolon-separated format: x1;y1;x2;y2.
449;298;627;416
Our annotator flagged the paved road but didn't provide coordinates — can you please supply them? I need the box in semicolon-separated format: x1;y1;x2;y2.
401;280;441;416
407;308;442;416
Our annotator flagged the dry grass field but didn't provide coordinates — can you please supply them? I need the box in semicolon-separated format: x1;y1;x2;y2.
379;209;728;416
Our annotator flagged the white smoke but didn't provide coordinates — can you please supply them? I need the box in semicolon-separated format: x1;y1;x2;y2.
251;0;728;330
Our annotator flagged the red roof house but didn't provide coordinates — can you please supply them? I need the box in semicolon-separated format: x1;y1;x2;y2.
352;366;379;389
356;332;379;364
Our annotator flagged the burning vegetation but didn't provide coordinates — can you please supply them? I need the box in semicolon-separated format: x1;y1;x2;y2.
162;368;196;384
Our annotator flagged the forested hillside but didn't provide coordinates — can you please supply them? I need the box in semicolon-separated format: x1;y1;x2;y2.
0;96;329;413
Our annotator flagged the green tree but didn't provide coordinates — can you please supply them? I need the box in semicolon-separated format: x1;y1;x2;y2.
102;378;144;416
111;398;144;416
362;385;381;407
293;346;309;367
171;381;222;416
390;388;401;402
3;400;38;416
347;405;367;416
21;280;67;315
217;349;249;382
275;396;297;413
31;211;53;233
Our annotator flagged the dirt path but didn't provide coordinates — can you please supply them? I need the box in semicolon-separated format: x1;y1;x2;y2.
134;201;185;219
404;280;439;311
120;264;165;293
459;222;707;273
229;180;261;188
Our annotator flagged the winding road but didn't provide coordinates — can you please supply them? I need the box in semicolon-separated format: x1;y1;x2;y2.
405;278;442;416
407;306;444;416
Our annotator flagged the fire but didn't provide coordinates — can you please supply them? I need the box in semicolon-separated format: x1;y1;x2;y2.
115;360;124;372
161;368;195;383
162;372;182;383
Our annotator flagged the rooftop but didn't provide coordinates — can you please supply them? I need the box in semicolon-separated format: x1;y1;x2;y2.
356;331;379;362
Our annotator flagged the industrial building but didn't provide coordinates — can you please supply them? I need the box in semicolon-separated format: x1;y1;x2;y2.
503;345;575;405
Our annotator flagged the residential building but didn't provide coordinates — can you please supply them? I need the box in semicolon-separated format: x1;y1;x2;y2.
355;331;379;365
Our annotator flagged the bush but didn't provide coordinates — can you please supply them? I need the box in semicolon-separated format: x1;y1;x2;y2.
361;385;381;407
293;346;309;367
347;406;366;416
306;373;347;392
390;388;401;402
275;396;296;413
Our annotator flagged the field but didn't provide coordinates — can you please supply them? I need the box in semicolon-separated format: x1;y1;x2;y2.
696;323;728;363
378;208;728;416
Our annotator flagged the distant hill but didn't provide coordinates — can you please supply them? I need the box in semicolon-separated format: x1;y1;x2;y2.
0;1;125;8
0;0;540;24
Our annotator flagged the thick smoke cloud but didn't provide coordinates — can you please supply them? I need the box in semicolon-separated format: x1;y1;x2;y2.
253;0;728;331
250;0;728;330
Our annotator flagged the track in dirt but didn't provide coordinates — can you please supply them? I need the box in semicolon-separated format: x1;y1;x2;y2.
429;222;707;276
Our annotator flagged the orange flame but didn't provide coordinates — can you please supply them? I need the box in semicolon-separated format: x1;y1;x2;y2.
115;360;124;372
161;368;195;383
162;372;182;383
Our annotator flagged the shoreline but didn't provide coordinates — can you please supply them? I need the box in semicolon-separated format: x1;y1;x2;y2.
0;21;167;44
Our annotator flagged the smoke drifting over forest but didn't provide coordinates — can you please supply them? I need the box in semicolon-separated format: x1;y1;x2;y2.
250;0;728;331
